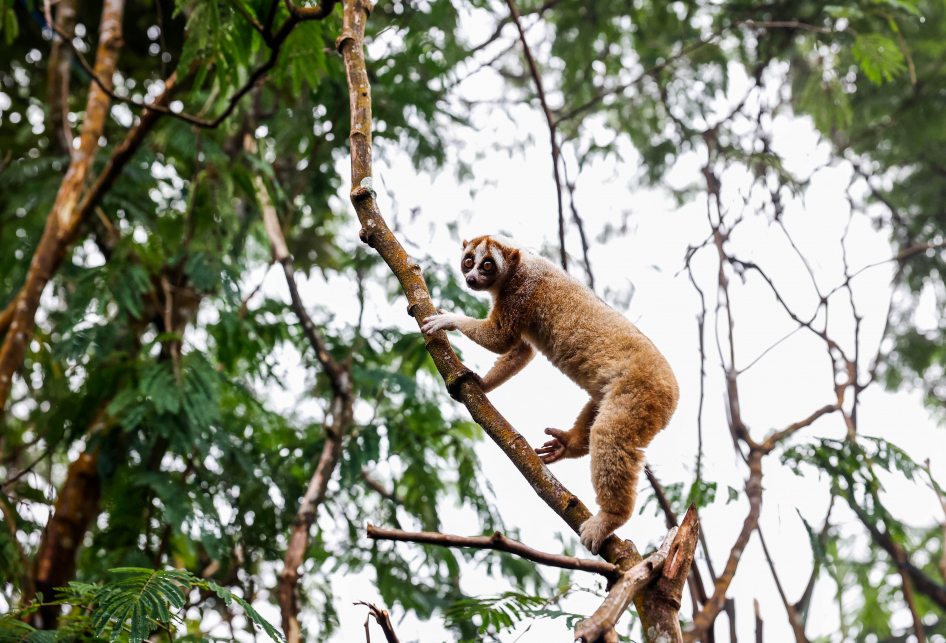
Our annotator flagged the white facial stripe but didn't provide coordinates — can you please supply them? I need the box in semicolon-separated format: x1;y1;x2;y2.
488;242;507;274
473;241;488;267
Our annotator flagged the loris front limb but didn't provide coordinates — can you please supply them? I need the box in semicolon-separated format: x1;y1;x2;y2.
421;311;521;354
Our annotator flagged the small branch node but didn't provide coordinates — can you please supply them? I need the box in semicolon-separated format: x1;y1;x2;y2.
351;185;373;202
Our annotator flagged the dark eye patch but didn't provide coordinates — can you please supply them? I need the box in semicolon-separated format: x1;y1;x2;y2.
462;256;474;271
482;258;495;271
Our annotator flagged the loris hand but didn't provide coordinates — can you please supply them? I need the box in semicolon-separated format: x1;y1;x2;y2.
535;428;569;464
421;311;465;335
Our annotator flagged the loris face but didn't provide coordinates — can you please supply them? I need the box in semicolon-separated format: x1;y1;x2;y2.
460;236;520;291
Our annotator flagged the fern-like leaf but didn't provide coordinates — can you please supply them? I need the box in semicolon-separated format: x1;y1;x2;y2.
91;568;198;643
206;581;285;642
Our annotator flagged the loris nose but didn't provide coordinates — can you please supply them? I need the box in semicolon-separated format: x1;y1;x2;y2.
466;275;477;287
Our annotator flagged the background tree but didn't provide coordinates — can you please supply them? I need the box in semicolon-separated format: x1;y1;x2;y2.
1;0;945;641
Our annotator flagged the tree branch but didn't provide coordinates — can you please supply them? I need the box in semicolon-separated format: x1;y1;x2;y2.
0;69;183;415
43;0;336;130
843;491;946;610
252;145;353;643
367;524;619;581
355;602;400;643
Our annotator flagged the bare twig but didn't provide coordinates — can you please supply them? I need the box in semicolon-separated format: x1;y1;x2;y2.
43;0;337;129
504;0;567;271
758;529;808;643
367;524;619;581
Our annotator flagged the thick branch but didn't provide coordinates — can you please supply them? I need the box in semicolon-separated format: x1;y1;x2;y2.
367;524;619;580
0;71;180;414
639;505;702;643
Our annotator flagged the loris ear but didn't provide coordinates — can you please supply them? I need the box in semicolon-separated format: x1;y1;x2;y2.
462;239;470;248
508;249;521;264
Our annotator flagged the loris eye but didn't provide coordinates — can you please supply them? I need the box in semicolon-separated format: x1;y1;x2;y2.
483;260;494;271
463;257;474;269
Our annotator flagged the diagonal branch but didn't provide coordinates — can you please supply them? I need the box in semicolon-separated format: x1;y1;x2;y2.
843;491;946;610
367;524;619;580
758;528;808;643
0;70;182;414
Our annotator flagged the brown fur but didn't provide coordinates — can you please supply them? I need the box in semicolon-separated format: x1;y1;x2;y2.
422;235;679;553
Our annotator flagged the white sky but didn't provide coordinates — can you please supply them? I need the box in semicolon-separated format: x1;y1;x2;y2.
241;7;946;643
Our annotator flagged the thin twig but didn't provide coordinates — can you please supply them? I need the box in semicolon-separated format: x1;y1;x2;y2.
758;528;808;643
367;524;619;580
504;0;567;271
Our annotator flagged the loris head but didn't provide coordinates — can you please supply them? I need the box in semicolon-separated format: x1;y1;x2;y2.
460;235;522;292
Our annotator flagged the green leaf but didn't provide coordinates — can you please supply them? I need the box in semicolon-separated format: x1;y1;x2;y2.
852;34;905;85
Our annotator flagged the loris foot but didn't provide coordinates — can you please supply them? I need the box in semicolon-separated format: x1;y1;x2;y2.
579;512;623;555
535;428;568;463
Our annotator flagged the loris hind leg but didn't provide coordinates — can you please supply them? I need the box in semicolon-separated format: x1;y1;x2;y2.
580;382;672;554
536;398;598;464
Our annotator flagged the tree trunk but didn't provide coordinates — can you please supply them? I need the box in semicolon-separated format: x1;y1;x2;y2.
30;448;102;628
